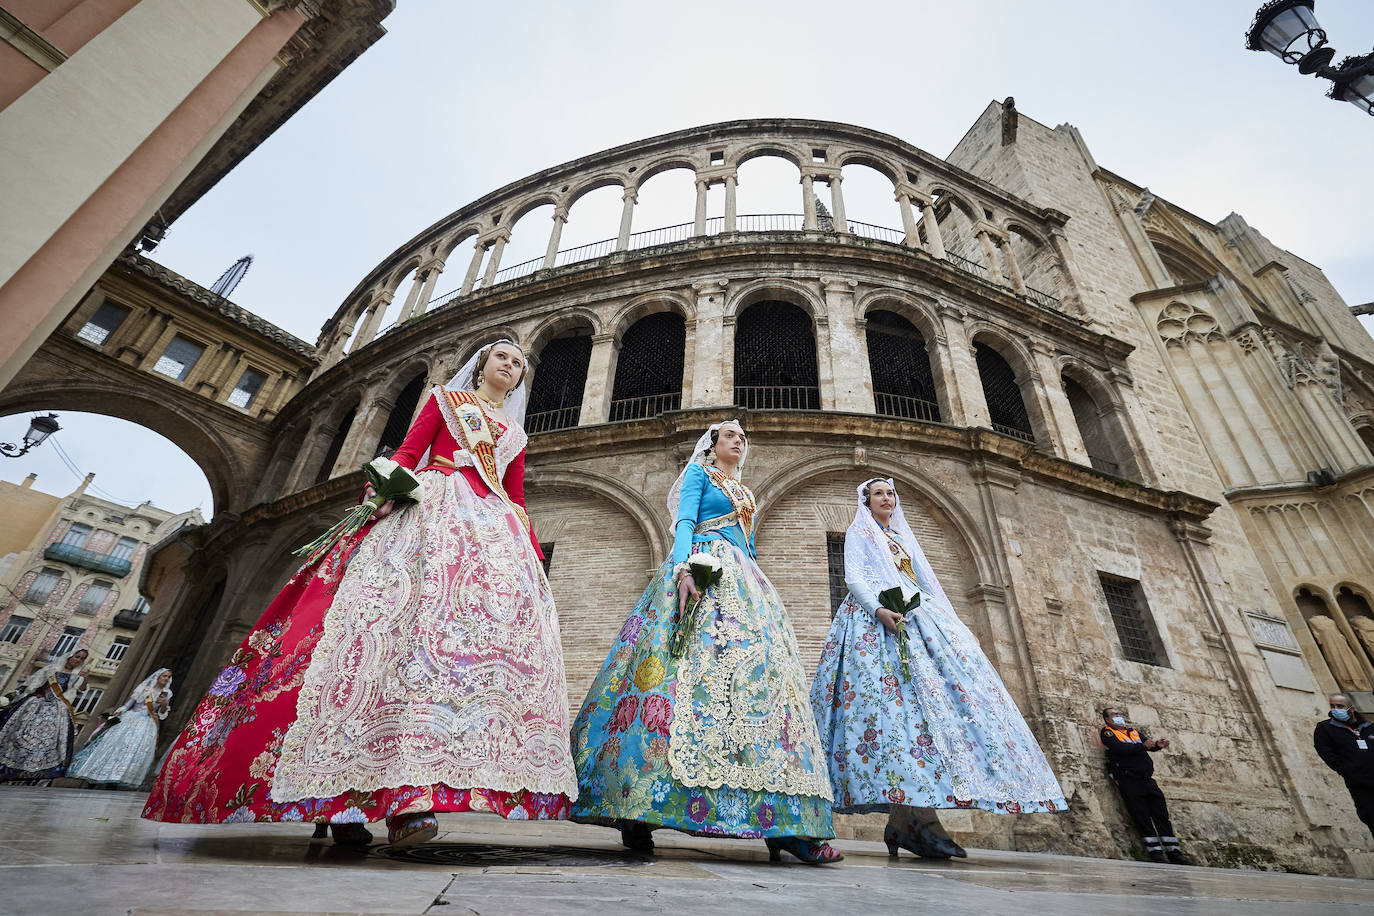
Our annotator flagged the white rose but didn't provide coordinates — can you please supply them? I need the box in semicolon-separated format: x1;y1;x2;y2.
368;456;400;478
688;552;721;572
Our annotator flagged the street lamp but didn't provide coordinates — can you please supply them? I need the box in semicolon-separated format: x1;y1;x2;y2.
0;414;60;458
1247;1;1374;115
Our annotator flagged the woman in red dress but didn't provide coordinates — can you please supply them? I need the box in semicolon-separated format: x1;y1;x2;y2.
144;340;577;847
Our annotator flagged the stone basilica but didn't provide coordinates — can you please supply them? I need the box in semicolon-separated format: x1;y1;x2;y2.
10;101;1374;874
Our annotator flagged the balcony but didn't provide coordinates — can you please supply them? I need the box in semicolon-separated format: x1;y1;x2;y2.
90;657;121;677
112;608;147;629
43;543;132;577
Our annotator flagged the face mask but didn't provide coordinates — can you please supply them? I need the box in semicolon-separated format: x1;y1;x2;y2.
1331;708;1352;722
1110;716;1126;727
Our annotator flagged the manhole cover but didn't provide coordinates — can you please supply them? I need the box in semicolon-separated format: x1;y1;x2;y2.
376;842;648;867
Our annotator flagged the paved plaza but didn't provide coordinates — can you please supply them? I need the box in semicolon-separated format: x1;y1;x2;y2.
0;788;1369;915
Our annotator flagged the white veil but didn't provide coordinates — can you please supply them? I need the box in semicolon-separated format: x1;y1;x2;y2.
666;419;750;524
843;477;951;609
444;338;529;427
126;667;173;712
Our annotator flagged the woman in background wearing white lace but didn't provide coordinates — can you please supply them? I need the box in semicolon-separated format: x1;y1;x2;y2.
70;668;171;789
810;478;1066;859
144;340;576;849
571;420;841;865
0;649;89;782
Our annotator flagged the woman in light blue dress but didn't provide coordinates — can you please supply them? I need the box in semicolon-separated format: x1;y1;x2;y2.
572;420;841;865
69;668;171;789
810;478;1066;859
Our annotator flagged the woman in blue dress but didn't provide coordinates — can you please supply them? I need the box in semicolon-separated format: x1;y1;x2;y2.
810;478;1066;858
69;668;172;789
572;420;841;865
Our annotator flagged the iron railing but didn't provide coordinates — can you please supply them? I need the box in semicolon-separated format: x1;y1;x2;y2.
736;213;806;233
945;250;990;280
1024;285;1061;310
608;392;681;422
991;422;1036;443
627;220;697;250
734;385;820;410
846;219;906;244
524;406;582;434
491;254;544;285
43;543;132;578
555;237;617;267
874;392;941;423
112;609;146;629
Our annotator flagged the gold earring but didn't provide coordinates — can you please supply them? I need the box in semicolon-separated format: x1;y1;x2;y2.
477;371;485;387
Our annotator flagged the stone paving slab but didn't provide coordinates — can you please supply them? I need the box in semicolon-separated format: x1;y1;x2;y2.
1;788;1370;915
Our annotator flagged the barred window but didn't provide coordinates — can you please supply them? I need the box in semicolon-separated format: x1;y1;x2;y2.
734;301;820;410
76;302;130;347
375;373;428;457
76;581;112;615
52;626;85;658
314;403;358;485
0;616;31;644
60;523;92;548
25;568;62;604
527;334;592;433
152;335;206;382
228;368;267;409
72;687;104;714
106;637;132;661
610;313;685;421
975;343;1034;443
867;309;941;422
826;533;848;615
1099;574;1166;666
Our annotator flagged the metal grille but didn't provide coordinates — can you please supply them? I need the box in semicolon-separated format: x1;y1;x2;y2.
376;373;428;457
76;302;130;347
1063;376;1122;475
314;404;357;485
527;334;592;432
152;336;205;382
975;343;1035;442
610;313;685;421
826;533;847;615
1099;574;1163;666
734;301;820;410
867;310;941;422
228;369;266;409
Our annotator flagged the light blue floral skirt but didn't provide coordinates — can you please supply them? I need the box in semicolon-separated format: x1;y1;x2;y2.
69;708;160;788
810;588;1067;815
571;541;834;839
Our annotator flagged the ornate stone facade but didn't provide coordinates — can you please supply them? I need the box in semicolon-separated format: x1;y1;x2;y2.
24;113;1374;874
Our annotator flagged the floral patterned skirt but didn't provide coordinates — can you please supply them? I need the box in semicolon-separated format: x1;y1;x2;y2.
143;474;574;825
571;541;834;839
810;585;1067;815
69;708;160;788
0;689;75;781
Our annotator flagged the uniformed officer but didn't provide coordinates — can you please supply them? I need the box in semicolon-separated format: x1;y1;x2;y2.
1314;693;1374;837
1100;707;1194;865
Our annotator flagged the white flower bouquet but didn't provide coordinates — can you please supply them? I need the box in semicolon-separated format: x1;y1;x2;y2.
670;552;724;660
293;456;420;566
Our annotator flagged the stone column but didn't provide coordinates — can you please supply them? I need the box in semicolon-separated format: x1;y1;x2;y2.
976;228;1003;283
829;174;847;232
1043;220;1085;317
801;174;818;230
579;332;617;425
723;173;737;232
543;207;568;268
191;344;239;396
460;240;486;296
414;257;445;313
1029;341;1080;462
897;192;918;247
694;178;709;236
616;188;637;251
333;377;391;474
1000;235;1028;295
937;304;988;428
686;280;729;407
353;292;392;348
117;308;168;366
480;230;511;287
820;276;871;413
916;196;946;259
396;269;428;323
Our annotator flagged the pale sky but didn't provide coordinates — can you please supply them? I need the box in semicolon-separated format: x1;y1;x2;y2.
3;0;1371;514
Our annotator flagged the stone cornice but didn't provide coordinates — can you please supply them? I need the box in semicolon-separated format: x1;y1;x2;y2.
1223;465;1374;506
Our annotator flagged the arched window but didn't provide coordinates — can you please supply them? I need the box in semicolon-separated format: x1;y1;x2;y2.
527;333;592;433
866;309;940;422
313;403;357;484
1063;375;1122;475
610;313;685;421
734;301;819;410
375;372;428;457
975;343;1034;443
1357;424;1374;459
1295;586;1332;621
1337;587;1374;630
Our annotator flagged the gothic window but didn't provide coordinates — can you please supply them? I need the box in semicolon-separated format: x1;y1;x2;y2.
1337;587;1374;627
314;403;358;485
866;310;941;422
975;343;1034;443
1357;425;1374;459
527;333;592;433
1099;574;1167;667
25;568;62;604
76;301;130;347
826;533;847;615
734;301;820;410
610;313;686;422
375;372;428;457
76;581;112;614
52;626;85;658
1062;375;1123;476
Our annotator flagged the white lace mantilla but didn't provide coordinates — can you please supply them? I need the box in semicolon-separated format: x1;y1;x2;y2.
271;470;576;802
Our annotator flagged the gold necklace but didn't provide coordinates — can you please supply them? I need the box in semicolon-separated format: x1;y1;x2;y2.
476;390;505;409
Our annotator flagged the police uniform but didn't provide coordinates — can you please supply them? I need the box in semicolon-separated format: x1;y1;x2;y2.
1101;723;1184;862
1314;714;1374;835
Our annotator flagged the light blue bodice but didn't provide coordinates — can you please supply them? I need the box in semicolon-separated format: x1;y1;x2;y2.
671;463;755;564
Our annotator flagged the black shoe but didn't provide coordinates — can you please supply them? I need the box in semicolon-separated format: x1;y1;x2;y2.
330;823;373;846
1147;849;1167;863
311;822;329;841
620;822;654;853
1166;848;1195;865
